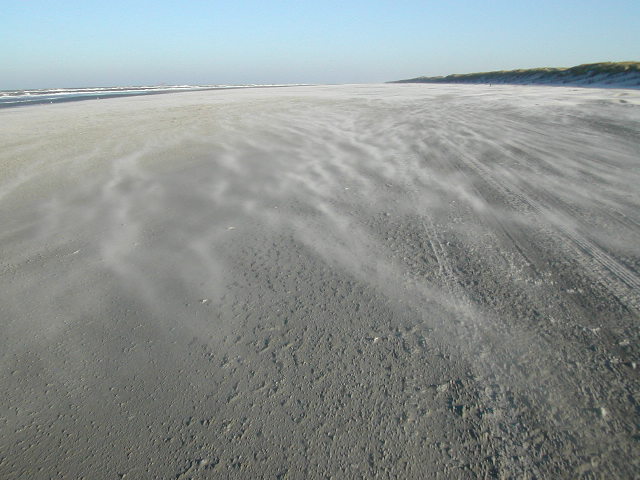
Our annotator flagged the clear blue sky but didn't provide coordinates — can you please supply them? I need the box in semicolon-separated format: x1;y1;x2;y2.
3;0;639;89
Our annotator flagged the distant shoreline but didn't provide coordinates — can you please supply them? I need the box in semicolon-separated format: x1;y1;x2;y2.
390;62;640;89
0;84;310;109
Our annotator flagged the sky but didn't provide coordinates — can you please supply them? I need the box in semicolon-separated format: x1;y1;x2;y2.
2;0;639;89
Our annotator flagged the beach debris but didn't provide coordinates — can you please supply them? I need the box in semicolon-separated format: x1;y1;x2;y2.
227;226;236;230
436;383;449;393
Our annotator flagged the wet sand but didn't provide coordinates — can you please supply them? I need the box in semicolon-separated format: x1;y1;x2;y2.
1;84;639;478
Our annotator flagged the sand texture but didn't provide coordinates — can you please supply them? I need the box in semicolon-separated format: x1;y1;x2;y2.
1;84;639;479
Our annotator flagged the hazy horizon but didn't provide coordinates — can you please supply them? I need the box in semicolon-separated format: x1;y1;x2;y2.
3;0;640;90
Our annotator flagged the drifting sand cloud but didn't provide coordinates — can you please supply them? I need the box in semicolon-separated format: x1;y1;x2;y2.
1;84;639;478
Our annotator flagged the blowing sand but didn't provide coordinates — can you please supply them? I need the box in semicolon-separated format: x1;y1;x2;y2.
1;84;639;479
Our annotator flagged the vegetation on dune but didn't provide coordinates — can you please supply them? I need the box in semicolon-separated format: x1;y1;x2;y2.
391;61;640;87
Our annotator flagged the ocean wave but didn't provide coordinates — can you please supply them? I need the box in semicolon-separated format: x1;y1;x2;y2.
0;84;310;107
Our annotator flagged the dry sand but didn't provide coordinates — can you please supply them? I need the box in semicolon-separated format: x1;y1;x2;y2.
1;84;639;479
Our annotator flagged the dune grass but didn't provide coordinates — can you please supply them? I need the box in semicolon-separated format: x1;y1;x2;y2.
392;61;640;86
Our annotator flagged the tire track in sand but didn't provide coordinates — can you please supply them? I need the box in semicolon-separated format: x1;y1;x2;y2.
391;152;542;479
458;150;640;313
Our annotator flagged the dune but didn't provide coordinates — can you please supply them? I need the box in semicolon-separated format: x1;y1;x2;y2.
392;61;640;88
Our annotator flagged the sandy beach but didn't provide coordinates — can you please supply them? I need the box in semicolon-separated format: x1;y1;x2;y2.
1;84;639;478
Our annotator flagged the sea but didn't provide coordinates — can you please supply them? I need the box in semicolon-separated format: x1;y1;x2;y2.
0;84;301;108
